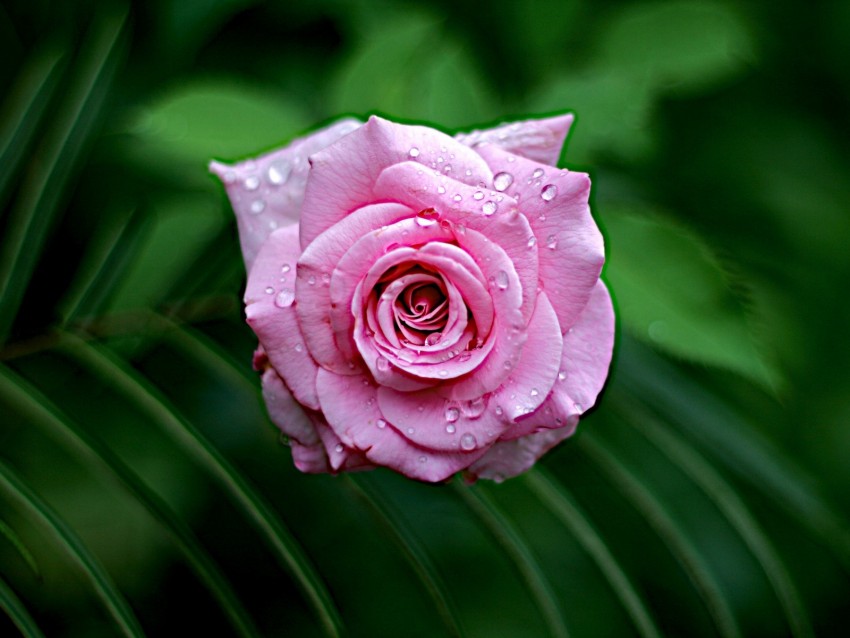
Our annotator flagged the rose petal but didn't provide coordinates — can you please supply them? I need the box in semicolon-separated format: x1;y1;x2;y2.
465;421;578;483
372;161;539;323
261;368;319;446
474;144;604;331
211;118;361;269
316;369;487;482
300;116;494;247
245;225;320;409
506;280;615;439
456;113;574;166
296;202;415;374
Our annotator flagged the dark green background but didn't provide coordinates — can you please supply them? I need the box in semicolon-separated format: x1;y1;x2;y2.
1;1;848;636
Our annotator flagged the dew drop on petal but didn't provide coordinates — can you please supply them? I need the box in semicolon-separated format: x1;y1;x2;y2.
462;397;486;419
527;236;537;249
532;168;544;179
281;263;291;273
541;184;558;201
439;369;448;378
446;423;456;434
482;201;497;216
460;433;477;451
416;208;440;227
425;333;442;346
530;388;539;397
275;288;295;307
419;455;428;463
376;418;387;428
407;427;415;435
473;191;484;201
307;275;316;286
250;199;266;214
376;356;391;372
444;406;460;422
334;443;344;453
244;175;260;190
494;405;504;416
264;286;274;295
558;370;567;381
408;147;420;158
495;270;509;290
453;194;463;202
546;234;558;250
294;343;304;352
493;171;514;191
267;161;291;185
438;185;446;194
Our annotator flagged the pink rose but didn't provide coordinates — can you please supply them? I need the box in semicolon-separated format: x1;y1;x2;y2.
211;114;614;483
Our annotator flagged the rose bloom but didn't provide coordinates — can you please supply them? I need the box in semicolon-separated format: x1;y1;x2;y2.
211;114;614;483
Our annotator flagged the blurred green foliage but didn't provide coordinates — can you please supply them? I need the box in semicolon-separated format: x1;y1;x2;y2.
1;0;849;636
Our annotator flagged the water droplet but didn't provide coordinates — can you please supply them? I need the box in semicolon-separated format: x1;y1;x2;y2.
416;208;440;227
482;201;497;216
278;432;290;446
294;343;304;353
530;388;539;397
321;273;331;285
281;263;291;273
460;433;477;451
417;404;425;412
494;405;504;416
250;199;266;214
244;175;260;190
558;370;567;381
438;369;448;378
532;168;544;179
473;191;484;200
376;356;391;372
307;275;316;286
462;397;486;418
493;171;514;191
419;455;428;463
376;418;387;428
546;234;558;250
425;333;442;346
446;424;456;434
223;170;237;184
334;443;344;453
407;427;415;435
408;147;420;158
452;194;463;202
465;169;473;177
443;164;452;173
538;213;546;221
503;360;513;370
267;161;291;185
445;406;460;422
438;185;446;194
275;289;295;307
495;270;509;290
541;184;558;201
527;236;537;249
264;286;275;295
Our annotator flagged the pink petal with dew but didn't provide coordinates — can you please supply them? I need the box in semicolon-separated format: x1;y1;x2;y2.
299;115;493;247
465;420;578;483
372;161;539;323
261;368;319;447
210;118;361;269
475;144;604;331
505;280;615;440
455;113;574;166
295;202;415;375
245;225;319;409
316;369;488;482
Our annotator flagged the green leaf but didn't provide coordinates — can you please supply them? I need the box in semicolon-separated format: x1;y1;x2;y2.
103;194;224;314
597;0;754;93
0;461;144;638
602;206;778;389
0;518;40;581
330;13;493;128
525;470;663;638
0;363;260;638
128;79;309;164
0;574;45;638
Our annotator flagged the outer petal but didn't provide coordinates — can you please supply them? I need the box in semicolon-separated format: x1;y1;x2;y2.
456;113;574;166
474;143;604;331
506;280;615;440
300;115;494;247
465;421;578;482
261;368;319;447
315;369;488;482
245;225;320;409
211;118;361;269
